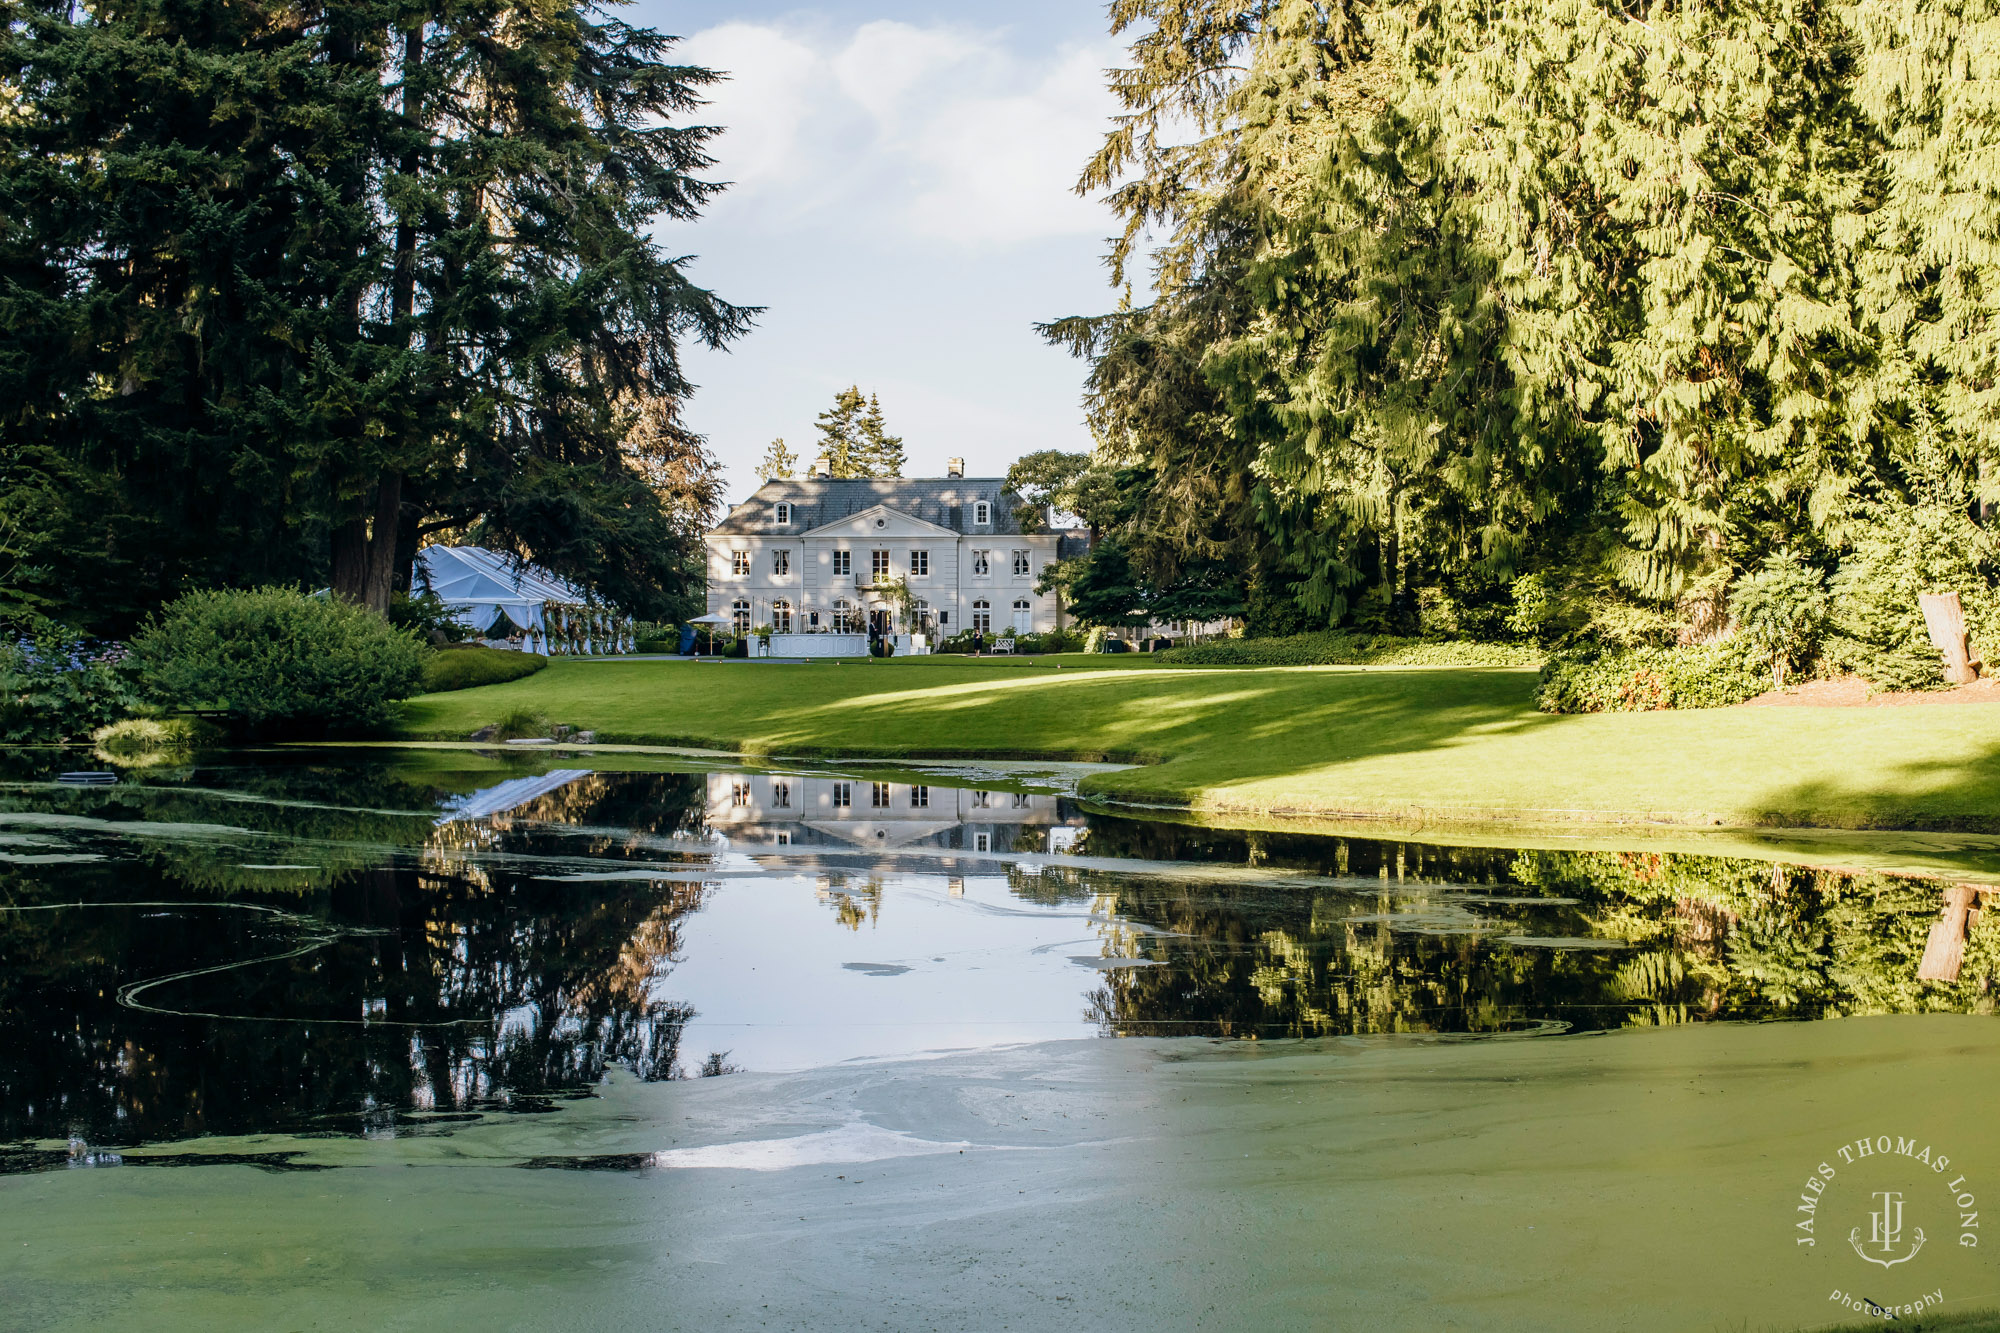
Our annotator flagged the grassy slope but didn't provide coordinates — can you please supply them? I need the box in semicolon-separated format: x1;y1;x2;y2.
395;655;2000;833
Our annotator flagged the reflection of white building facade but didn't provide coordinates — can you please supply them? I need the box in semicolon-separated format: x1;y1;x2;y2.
705;773;1081;855
703;466;1089;640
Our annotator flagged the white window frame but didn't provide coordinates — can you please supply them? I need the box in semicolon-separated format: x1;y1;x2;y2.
911;785;929;809
731;781;750;808
832;599;859;633
731;599;751;635
974;832;991;852
832;549;851;577
832;781;852;809
972;600;991;634
909;549;929;577
972;550;990;577
871;782;891;809
731;549;750;577
972;790;990;809
871;549;892;579
1012;598;1032;633
1012;550;1030;577
774;502;791;524
772;600;793;633
773;781;791;809
974;501;991;525
773;549;790;577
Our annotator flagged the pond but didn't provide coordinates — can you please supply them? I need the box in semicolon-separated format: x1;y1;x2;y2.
2;747;1997;1330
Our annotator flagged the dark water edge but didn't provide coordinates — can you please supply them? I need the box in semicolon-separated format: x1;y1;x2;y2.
0;743;1994;1158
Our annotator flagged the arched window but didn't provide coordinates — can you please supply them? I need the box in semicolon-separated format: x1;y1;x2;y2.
731;599;751;635
971;600;991;634
1012;599;1032;633
832;599;858;633
772;600;793;633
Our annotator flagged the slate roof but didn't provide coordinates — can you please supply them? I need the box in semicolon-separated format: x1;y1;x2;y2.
710;476;1038;537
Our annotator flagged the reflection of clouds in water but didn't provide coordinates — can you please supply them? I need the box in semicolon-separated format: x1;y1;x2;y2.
649;1121;989;1172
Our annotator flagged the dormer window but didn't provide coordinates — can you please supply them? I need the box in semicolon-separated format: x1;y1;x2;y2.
974;501;991;525
773;503;791;525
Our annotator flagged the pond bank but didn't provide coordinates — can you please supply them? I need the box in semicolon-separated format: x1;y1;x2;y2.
391;656;2000;843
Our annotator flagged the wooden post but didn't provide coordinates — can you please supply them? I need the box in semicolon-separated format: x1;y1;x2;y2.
1918;884;1978;982
1918;592;1981;684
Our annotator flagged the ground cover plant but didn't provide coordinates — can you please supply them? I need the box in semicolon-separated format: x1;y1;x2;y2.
396;656;2000;832
1537;644;1769;713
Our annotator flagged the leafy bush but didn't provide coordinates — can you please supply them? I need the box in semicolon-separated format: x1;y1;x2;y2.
1157;632;1542;668
1536;643;1768;713
421;646;547;693
1824;504;2000;691
128;587;426;732
0;627;139;743
1728;553;1830;688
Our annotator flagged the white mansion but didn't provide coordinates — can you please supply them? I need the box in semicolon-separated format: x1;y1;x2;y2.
704;461;1087;642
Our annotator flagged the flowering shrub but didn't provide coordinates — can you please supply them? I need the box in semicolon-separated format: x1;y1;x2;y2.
0;627;139;743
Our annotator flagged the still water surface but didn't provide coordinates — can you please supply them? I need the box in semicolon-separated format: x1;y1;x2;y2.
2;747;1997;1330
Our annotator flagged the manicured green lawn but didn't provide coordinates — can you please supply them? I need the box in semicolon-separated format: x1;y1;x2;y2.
393;655;2000;832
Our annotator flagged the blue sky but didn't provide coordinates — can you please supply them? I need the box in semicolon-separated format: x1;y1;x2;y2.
621;1;1128;502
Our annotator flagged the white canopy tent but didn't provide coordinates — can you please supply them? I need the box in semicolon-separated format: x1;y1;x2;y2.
417;545;632;654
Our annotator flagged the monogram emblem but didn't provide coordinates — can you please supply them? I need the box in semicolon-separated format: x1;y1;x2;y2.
1848;1190;1926;1269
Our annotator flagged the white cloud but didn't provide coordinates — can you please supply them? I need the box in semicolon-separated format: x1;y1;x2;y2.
681;19;1118;247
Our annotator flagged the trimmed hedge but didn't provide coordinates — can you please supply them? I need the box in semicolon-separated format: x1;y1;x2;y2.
1536;643;1768;713
1156;632;1541;668
933;627;1085;655
422;645;548;693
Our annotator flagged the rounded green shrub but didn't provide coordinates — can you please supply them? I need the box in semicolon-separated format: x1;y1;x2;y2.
128;587;426;732
421;645;547;693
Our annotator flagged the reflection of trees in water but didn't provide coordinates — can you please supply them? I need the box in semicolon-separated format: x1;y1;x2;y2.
1042;822;1996;1038
813;874;883;931
0;770;717;1147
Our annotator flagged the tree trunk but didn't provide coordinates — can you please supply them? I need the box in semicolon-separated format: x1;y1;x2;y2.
1918;591;1979;684
330;472;404;614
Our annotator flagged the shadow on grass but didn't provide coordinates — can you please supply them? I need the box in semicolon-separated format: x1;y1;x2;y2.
739;663;1554;774
1739;733;2000;834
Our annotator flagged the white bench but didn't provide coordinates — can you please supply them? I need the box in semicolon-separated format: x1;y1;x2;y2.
993;638;1016;654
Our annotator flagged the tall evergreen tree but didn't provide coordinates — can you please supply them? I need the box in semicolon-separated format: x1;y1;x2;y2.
811;385;902;477
0;0;752;629
757;437;798;481
1057;0;2000;634
854;393;906;477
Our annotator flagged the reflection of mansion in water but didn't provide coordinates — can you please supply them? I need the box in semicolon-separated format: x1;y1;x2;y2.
705;773;1082;855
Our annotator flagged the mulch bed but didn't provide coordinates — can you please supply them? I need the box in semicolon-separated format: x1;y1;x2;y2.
1739;674;2000;708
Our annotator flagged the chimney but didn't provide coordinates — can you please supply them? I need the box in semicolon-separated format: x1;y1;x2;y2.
946;457;964;478
811;455;831;478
